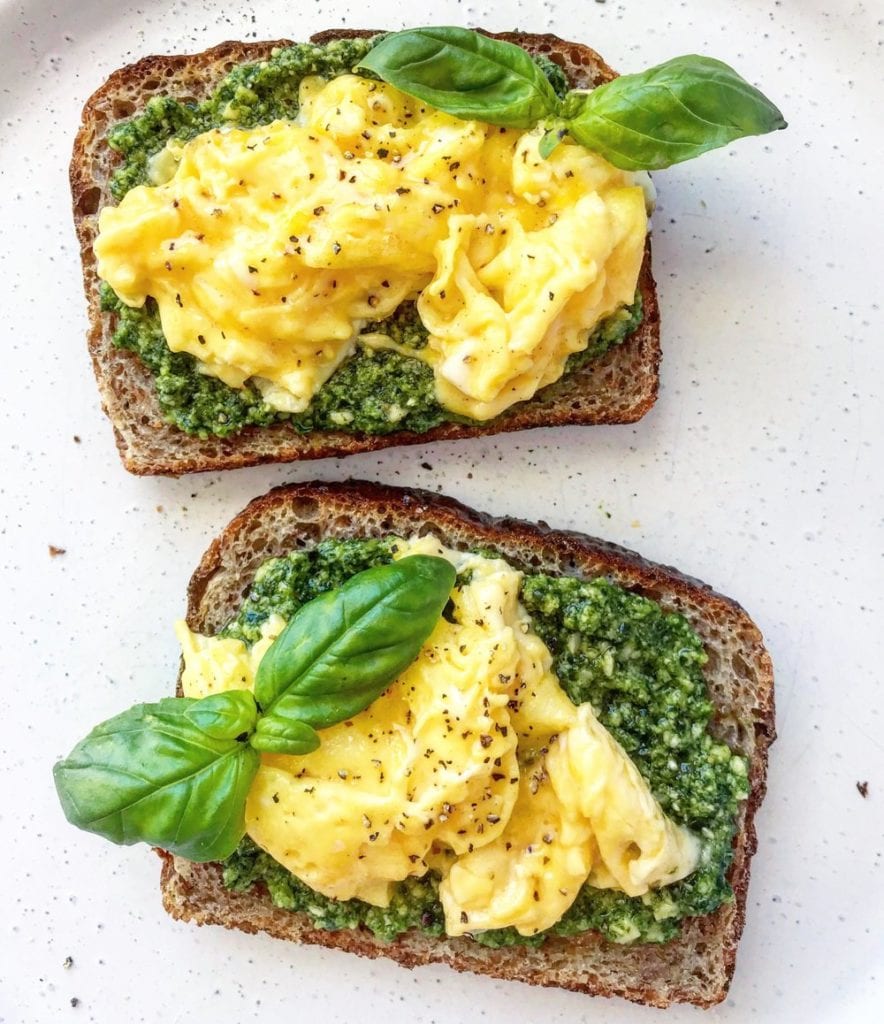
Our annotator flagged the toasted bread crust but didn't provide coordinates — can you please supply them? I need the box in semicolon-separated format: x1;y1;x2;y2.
71;31;661;475
161;482;775;1007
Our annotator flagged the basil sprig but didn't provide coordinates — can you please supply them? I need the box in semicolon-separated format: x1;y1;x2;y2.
358;26;559;128
53;555;454;861
359;28;786;169
559;56;787;170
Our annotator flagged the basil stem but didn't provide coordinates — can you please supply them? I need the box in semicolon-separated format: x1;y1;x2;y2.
53;695;260;862
538;128;566;159
561;55;786;170
254;555;456;731
358;27;561;128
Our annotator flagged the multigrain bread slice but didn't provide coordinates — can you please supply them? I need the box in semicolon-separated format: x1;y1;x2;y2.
70;30;661;476
160;481;775;1008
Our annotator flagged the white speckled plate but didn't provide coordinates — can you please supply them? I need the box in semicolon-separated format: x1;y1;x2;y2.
1;1;882;1021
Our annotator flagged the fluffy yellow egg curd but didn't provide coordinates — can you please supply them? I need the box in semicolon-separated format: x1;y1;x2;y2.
176;537;699;938
96;74;647;421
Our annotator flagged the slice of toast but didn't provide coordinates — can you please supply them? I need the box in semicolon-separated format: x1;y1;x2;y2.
160;481;775;1007
71;31;661;476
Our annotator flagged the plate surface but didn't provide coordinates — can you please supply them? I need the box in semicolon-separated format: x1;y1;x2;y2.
1;1;882;1021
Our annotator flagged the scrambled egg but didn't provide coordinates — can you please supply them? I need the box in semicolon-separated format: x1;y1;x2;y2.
177;537;698;936
96;74;647;421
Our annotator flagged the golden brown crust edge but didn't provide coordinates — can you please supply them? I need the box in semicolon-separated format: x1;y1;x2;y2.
160;481;775;1008
70;31;660;476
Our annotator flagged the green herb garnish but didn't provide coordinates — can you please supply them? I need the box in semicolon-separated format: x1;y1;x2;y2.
359;27;786;169
53;555;455;860
358;27;561;128
253;554;456;741
54;693;260;863
557;55;787;169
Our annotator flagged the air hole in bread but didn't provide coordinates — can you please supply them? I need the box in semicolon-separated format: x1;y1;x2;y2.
289;498;319;520
112;99;136;118
731;653;751;681
76;186;102;217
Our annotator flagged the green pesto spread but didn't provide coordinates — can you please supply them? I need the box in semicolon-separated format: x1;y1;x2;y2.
107;38;382;200
220;539;748;948
101;286;641;438
99;37;644;439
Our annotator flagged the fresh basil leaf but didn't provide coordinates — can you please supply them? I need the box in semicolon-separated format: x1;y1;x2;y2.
563;55;786;170
251;712;321;755
255;555;455;730
358;27;560;128
183;690;257;741
53;697;259;861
